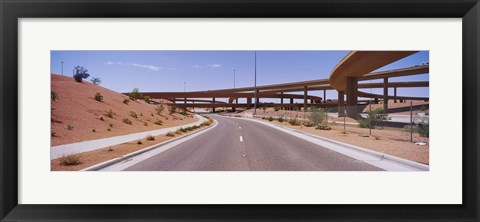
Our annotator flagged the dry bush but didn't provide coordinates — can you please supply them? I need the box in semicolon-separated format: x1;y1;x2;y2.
122;118;132;125
129;111;138;118
60;154;82;166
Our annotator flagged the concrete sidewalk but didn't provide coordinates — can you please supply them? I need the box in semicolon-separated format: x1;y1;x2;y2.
51;114;208;159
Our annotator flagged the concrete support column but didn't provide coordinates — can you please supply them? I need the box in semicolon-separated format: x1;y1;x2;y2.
184;97;187;113
304;86;308;111
212;97;216;113
394;87;397;103
345;77;359;118
247;97;252;109
323;90;327;104
383;78;388;113
280;92;284;104
256;90;260;104
374;98;379;104
338;91;345;117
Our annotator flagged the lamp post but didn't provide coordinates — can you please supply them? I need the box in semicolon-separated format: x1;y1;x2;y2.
184;82;186;92
253;51;257;115
61;61;64;76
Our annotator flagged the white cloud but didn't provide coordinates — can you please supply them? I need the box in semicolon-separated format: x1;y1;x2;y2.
208;64;222;68
191;64;202;69
104;61;164;71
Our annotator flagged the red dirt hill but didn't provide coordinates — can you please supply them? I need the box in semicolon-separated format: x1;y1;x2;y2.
51;74;197;146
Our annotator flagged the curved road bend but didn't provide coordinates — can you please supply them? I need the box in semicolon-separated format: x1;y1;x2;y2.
125;115;382;171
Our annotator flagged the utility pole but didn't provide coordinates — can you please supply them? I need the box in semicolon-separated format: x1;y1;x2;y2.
410;101;413;142
253;51;257;115
61;61;64;76
369;99;372;136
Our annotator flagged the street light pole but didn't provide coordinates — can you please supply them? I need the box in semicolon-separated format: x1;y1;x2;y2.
233;69;236;88
184;82;186;92
253;51;257;115
61;61;64;76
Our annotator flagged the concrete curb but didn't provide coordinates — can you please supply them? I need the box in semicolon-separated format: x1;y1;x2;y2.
233;116;429;171
81;118;218;171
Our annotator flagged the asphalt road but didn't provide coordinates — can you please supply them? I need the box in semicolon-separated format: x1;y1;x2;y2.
125;115;382;171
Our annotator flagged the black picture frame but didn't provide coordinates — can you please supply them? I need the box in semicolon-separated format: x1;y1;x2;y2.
1;0;479;221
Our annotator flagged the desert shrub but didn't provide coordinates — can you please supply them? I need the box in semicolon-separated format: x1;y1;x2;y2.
155;105;165;115
109;123;113;127
179;127;187;133
316;123;332;130
357;108;388;128
143;122;148;126
73;66;90;83
94;92;103;102
129;88;142;101
415;117;429;137
154;119;163;125
67;123;74;130
60;154;81;166
307;106;326;125
169;106;177;114
137;140;142;145
268;116;273;121
404;116;429;137
129;111;138;118
108;147;114;151
274;105;281;111
51;130;56;137
51;91;59;102
92;129;96;132
146;135;155;141
277;117;284;122
107;128;111;131
302;120;315;127
166;132;175;137
90;77;101;85
123;99;130;105
144;96;151;104
175;129;182;134
106;109;114;118
122;118;132;125
288;118;301;126
99;115;105;121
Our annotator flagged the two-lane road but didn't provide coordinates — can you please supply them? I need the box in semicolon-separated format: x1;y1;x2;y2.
123;115;381;171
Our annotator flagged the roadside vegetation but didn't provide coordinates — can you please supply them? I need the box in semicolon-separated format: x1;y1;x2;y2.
357;108;388;129
72;66;90;83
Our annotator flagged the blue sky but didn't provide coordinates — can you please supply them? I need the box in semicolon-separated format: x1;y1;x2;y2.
51;51;429;102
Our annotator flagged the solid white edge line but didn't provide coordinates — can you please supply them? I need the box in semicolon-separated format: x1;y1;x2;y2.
223;115;428;171
82;118;218;171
